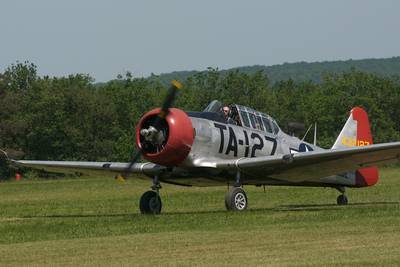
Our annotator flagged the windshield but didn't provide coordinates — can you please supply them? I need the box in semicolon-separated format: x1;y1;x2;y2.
202;100;223;113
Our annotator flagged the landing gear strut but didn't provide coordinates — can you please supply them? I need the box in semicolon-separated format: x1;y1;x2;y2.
336;186;348;205
139;176;162;214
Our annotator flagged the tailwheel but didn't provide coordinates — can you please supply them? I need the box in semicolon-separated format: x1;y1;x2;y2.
225;187;248;211
337;194;348;205
139;190;162;214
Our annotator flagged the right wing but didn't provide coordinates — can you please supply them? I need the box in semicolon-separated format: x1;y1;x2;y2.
10;160;166;179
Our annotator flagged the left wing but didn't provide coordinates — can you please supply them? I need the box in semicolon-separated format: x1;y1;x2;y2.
10;160;166;179
213;142;400;182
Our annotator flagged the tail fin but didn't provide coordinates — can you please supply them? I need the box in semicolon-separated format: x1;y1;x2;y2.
332;107;379;187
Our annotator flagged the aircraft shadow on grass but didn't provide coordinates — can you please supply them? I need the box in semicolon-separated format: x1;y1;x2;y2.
20;201;399;219
271;201;399;212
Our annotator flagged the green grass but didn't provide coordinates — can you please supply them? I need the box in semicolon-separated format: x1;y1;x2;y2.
0;167;399;266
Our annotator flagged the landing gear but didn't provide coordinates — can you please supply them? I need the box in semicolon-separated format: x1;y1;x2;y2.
225;171;248;211
140;191;162;214
337;194;348;205
225;187;248;211
336;186;348;205
139;176;162;214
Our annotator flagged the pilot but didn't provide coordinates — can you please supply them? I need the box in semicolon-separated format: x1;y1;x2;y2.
223;106;236;125
222;106;230;119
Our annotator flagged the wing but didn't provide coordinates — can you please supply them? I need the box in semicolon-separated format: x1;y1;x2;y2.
10;160;166;179
213;142;400;182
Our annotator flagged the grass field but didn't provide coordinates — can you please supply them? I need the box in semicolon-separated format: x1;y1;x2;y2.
0;167;399;266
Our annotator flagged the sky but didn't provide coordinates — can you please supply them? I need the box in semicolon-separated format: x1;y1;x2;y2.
1;0;399;82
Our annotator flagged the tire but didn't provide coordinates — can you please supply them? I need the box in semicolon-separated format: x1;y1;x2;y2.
337;194;348;205
225;187;248;211
140;190;162;214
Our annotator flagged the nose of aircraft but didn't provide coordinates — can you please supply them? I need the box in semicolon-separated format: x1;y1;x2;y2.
136;108;194;166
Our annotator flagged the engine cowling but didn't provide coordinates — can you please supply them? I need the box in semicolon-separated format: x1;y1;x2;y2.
136;108;194;167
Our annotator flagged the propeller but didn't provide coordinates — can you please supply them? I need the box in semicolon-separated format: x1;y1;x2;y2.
119;80;183;180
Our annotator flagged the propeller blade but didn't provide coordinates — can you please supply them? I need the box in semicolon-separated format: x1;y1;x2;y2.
121;149;142;179
157;80;183;121
114;174;126;183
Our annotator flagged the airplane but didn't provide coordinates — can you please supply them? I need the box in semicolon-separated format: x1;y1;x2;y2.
3;80;400;214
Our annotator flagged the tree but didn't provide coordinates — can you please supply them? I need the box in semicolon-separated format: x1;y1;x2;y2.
3;61;37;91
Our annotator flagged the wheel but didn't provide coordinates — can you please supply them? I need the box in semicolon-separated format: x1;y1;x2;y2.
337;194;348;205
225;187;248;211
139;190;162;214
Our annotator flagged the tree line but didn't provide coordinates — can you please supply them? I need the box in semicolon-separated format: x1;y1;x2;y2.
1;61;400;179
152;56;400;85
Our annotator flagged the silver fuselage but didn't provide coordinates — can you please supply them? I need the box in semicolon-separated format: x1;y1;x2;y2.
160;116;339;187
186;117;320;166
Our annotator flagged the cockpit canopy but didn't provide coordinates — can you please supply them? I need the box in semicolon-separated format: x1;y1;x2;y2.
201;100;280;134
202;100;223;113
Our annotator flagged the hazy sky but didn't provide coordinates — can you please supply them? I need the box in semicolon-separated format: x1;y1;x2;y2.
1;0;399;82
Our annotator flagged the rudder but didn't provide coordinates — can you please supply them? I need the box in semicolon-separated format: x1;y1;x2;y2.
332;107;379;187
